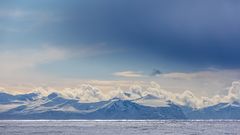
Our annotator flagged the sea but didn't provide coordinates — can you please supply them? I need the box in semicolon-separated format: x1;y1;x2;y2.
0;120;240;135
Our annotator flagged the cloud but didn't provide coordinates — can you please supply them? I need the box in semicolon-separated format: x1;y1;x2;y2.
161;71;221;80
0;43;117;87
110;69;240;99
2;1;240;70
157;69;240;96
0;87;10;94
150;69;162;76
222;81;240;103
162;72;194;80
1;67;240;107
0;9;62;33
31;84;106;103
0;46;68;74
2;80;240;108
113;71;144;78
61;84;106;102
116;85;144;100
115;81;240;108
27;82;203;108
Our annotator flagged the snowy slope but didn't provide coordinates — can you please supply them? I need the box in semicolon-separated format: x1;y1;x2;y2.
0;92;186;119
188;101;240;119
2;91;240;119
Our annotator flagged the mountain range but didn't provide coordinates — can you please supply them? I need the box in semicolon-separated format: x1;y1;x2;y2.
0;91;240;119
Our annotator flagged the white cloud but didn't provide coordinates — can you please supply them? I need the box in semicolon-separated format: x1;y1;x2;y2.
1;80;240;108
113;71;144;78
0;46;68;76
0;87;9;94
62;84;106;102
0;9;62;33
162;70;240;81
116;85;144;100
0;44;116;88
154;69;240;97
31;84;106;103
221;81;240;103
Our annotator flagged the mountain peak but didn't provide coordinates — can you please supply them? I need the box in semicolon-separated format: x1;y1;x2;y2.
47;92;61;99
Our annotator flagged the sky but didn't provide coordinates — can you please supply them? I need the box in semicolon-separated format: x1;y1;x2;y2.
1;0;240;99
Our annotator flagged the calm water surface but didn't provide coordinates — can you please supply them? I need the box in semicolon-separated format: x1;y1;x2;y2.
0;120;239;135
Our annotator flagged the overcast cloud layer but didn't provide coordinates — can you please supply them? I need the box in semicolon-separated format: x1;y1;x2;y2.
0;0;240;100
1;0;240;69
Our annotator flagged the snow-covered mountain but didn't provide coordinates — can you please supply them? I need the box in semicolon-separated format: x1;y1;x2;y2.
187;101;240;119
0;92;39;104
1;91;240;119
81;98;186;119
0;92;186;119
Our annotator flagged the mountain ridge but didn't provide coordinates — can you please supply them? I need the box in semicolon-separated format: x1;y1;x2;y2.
0;91;240;119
